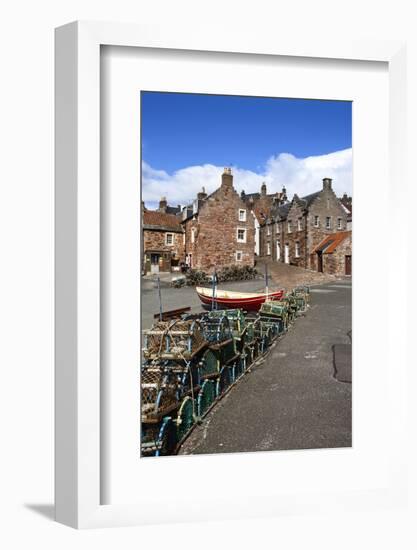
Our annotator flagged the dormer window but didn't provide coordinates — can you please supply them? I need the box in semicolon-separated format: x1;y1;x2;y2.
238;209;247;222
276;223;280;234
297;218;302;231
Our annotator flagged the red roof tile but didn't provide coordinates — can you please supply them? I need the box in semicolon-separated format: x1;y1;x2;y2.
312;231;351;254
143;210;181;229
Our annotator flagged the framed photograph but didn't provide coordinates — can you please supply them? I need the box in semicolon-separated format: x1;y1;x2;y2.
55;21;407;528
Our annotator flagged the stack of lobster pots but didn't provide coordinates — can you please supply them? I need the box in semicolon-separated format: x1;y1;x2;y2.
141;285;310;456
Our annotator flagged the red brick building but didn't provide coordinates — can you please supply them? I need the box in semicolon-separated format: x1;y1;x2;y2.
181;168;255;271
142;205;184;274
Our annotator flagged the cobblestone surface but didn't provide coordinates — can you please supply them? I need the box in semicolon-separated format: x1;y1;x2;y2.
256;257;348;291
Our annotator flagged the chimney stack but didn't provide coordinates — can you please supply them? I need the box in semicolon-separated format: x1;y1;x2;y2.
158;196;167;212
322;178;332;191
221;167;233;187
197;186;207;201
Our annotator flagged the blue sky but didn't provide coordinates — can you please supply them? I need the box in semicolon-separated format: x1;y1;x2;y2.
141;92;352;208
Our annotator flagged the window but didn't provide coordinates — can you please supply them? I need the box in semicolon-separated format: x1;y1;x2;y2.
297;218;302;231
267;242;271;255
314;215;319;227
191;228;196;243
267;225;271;236
276;241;281;260
182;232;185;245
165;233;174;245
235;251;243;262
295;241;300;258
287;221;292;233
276;223;280;234
237;228;247;243
337;217;342;230
326;216;331;229
238;209;247;222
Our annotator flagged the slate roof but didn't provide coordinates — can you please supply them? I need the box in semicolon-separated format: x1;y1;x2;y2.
312;231;351;254
143;210;183;232
165;205;181;215
298;191;321;208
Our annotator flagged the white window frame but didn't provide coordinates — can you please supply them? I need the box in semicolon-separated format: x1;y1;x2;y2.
266;242;271;255
326;216;331;229
238;209;247;222
337;217;342;229
297;218;302;231
191;227;196;243
276;222;280;234
267;225;271;236
314;215;319;227
235;250;243;262
237;227;247;243
295;241;300;258
287;221;292;233
165;232;174;245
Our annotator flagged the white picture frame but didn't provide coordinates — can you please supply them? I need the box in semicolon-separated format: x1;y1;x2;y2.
55;21;407;529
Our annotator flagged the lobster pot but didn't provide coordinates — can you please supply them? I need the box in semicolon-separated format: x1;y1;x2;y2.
197;379;216;417
200;348;220;379
141;417;178;457
141;423;161;457
291;286;310;311
141;368;180;423
279;297;297;322
223;309;247;353
259;301;288;333
143;319;206;361
294;286;310;305
211;338;237;366
245;321;256;344
200;312;232;343
174;359;201;395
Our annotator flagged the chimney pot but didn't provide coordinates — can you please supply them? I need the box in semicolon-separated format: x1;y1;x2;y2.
323;178;332;190
221;167;233;187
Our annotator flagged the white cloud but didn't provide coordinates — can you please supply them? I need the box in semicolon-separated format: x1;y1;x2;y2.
142;148;352;208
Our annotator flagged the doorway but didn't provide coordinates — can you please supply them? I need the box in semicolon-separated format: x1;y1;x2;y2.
150;253;160;274
317;251;323;273
345;255;351;275
284;244;289;264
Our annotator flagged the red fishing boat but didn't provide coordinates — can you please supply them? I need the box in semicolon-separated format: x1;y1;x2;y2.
195;286;284;311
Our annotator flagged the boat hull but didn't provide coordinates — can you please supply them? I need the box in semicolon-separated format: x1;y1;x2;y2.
196;288;284;311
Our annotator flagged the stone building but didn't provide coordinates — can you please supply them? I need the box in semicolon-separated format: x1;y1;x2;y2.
182;168;255;271
142;200;184;274
312;231;352;276
259;177;350;272
241;183;287;255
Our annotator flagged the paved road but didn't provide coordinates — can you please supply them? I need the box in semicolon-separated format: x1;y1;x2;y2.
179;280;352;455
